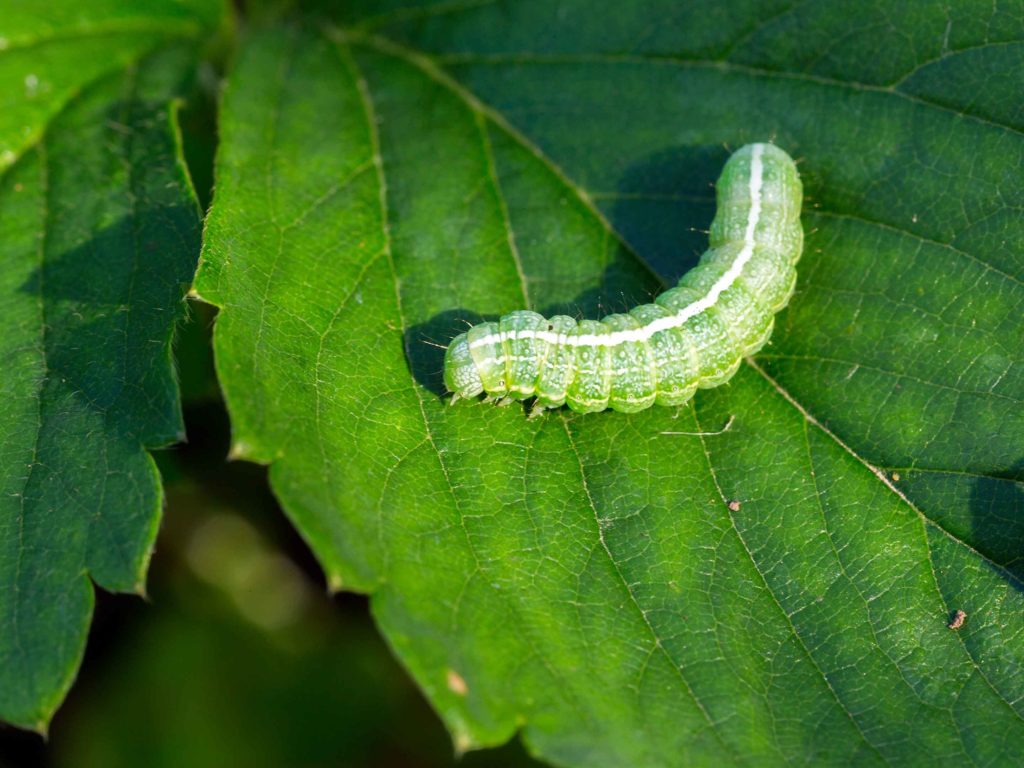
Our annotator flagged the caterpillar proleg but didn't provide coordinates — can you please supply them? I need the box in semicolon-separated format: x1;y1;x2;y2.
444;143;803;414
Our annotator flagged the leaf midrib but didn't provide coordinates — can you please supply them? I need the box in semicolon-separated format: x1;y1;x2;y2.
330;27;669;291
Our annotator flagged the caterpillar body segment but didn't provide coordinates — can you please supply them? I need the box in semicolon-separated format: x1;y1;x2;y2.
443;143;803;414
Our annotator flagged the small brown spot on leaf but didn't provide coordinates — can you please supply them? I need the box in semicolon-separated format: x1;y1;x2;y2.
892;472;901;481
948;609;966;630
728;500;741;512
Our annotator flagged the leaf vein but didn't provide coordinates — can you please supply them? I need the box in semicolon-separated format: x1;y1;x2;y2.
559;415;745;765
747;358;1024;722
692;404;892;764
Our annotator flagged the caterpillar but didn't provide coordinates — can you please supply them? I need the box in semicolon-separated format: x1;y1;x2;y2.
444;143;803;414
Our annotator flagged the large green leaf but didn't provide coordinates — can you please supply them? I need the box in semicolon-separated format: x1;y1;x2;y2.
0;1;221;730
196;3;1024;765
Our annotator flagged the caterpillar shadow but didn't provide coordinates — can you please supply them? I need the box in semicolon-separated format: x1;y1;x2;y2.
405;308;491;399
607;143;726;282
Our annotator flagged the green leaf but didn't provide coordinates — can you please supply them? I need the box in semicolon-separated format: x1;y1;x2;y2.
0;2;220;730
197;4;1024;765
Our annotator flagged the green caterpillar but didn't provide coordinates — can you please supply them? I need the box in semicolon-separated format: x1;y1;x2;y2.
444;143;803;414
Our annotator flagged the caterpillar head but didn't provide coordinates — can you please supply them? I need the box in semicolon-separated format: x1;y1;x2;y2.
443;331;484;400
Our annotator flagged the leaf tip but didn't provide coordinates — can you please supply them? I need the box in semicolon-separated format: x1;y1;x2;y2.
30;717;50;740
451;723;477;757
326;572;344;594
227;440;252;461
133;579;150;600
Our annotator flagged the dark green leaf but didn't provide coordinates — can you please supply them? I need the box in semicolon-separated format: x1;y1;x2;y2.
197;4;1024;765
0;1;221;730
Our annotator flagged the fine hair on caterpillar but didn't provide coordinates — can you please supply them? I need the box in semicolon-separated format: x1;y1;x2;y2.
444;143;803;414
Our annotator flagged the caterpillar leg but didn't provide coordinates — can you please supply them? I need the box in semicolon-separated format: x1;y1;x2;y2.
528;402;552;420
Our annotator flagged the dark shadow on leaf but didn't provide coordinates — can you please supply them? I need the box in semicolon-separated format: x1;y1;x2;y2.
404;308;493;399
537;263;659;322
608;143;726;282
18;208;199;442
969;458;1024;587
